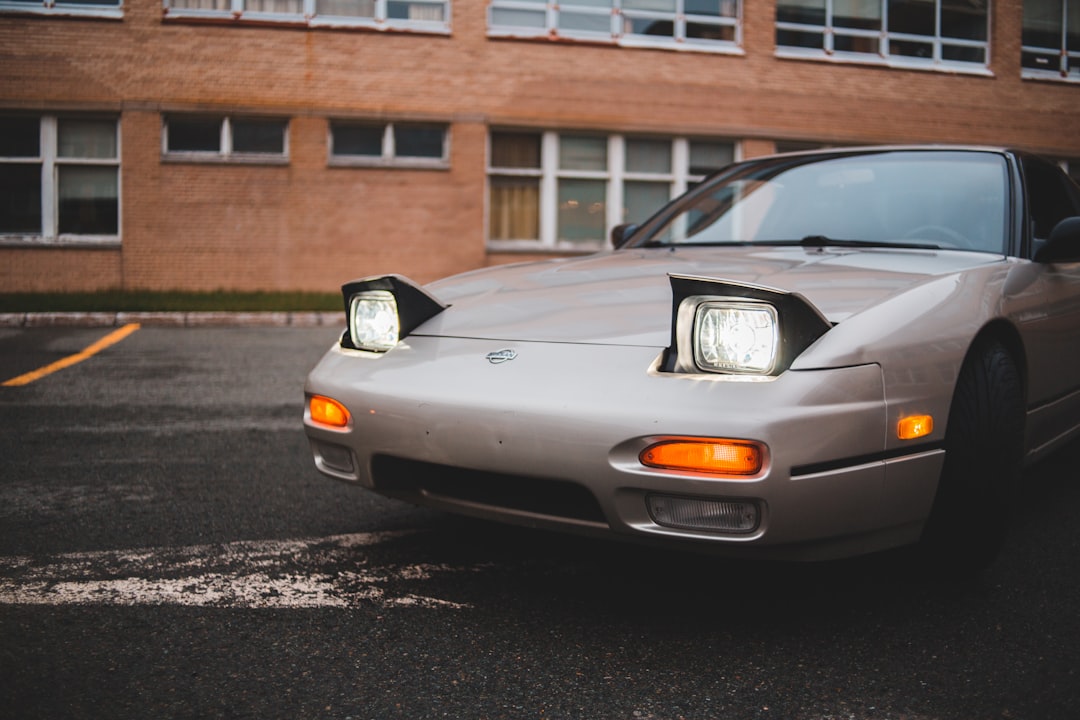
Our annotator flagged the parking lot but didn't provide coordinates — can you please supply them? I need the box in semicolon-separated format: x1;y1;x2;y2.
2;324;1079;719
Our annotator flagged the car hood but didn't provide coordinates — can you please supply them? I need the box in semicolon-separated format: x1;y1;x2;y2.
418;246;1005;346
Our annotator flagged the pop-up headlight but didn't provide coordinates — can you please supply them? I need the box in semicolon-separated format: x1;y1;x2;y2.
340;275;446;353
665;275;831;376
694;301;779;374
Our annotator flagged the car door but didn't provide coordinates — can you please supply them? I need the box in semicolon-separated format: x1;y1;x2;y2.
1018;155;1080;456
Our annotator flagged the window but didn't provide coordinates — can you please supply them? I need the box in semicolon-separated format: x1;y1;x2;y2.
488;0;741;53
163;115;289;162
0;0;122;19
776;0;990;71
488;130;735;250
164;0;450;32
0;115;120;243
329;121;449;168
1022;0;1080;81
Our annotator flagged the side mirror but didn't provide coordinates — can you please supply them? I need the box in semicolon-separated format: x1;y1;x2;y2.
610;223;638;249
1035;217;1080;263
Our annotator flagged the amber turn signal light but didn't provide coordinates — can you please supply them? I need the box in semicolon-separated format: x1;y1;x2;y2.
897;414;933;440
309;395;351;428
640;438;764;476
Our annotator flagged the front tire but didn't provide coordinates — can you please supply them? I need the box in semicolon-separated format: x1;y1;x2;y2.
919;337;1025;574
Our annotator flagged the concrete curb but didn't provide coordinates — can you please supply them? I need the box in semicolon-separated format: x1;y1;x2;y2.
0;311;345;328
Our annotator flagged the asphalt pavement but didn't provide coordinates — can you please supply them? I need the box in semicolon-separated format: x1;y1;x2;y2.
1;324;1079;720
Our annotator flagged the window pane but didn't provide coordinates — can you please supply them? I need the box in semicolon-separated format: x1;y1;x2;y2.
332;123;384;156
395;124;445;159
689;141;734;176
561;0;611;6
171;0;231;9
776;0;825;25
491;7;546;27
888;0;935;36
1069;0;1080;49
626;17;675;37
58;165;118;235
834;0;880;29
387;1;445;21
0;163;42;234
1023;0;1063;48
232;118;286;154
491;132;541;169
560;136;607;171
559;11;612;33
316;0;375;17
558;179;606;243
489;177;540;240
777;27;825;48
0;117;40;158
835;33;880;53
941;0;987;40
890;38;934;58
244;0;302;12
942;43;985;63
168;117;222;152
58;119;117;159
624;0;675;11
626;138;671;174
686;0;737;17
687;21;735;40
624;181;670;225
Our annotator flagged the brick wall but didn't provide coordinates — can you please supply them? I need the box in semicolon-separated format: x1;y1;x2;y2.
1;0;1078;292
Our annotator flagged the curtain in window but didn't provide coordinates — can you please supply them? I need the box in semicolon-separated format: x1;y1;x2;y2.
317;0;375;17
489;178;540;241
170;0;230;9
245;0;302;13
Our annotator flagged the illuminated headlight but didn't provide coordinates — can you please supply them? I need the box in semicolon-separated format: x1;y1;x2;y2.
693;301;778;374
349;290;399;352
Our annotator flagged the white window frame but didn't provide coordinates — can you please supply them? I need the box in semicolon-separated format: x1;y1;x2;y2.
328;120;450;169
0;0;122;19
1021;0;1080;82
486;130;738;252
775;0;992;75
162;115;290;164
487;0;743;55
162;0;451;34
0;115;121;246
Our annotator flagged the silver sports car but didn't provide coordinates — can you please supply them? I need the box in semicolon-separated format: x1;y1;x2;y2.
304;146;1080;571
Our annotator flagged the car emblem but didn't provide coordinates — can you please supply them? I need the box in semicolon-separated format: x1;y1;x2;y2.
486;349;517;365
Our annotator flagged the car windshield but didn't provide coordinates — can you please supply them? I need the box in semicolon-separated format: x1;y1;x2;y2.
631;150;1010;254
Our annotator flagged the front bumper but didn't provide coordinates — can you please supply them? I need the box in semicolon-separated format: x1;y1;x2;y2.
303;336;943;560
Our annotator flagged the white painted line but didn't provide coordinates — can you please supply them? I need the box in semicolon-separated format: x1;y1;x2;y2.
0;531;478;610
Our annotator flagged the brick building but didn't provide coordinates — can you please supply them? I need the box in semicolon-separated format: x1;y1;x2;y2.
1;0;1078;293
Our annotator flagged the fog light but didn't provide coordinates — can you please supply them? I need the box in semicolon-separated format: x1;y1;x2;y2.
647;494;759;534
313;440;356;475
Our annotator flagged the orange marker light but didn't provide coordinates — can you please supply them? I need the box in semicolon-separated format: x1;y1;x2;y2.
309;395;351;428
640;439;764;476
897;414;933;440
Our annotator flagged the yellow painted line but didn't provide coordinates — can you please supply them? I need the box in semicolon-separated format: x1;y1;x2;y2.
2;323;141;387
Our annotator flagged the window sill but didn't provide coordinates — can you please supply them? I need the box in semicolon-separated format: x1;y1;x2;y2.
1021;70;1080;85
0;236;121;249
161;154;289;166
487;30;744;56
329;158;450;170
0;4;122;19
162;10;450;35
774;48;994;77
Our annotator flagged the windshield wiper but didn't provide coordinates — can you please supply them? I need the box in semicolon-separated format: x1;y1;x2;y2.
799;235;939;250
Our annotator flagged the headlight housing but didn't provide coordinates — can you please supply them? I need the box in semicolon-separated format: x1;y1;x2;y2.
693;301;778;374
349;291;399;352
339;275;446;353
664;275;832;377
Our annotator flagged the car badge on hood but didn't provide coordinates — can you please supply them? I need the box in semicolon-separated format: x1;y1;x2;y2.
486;349;517;365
